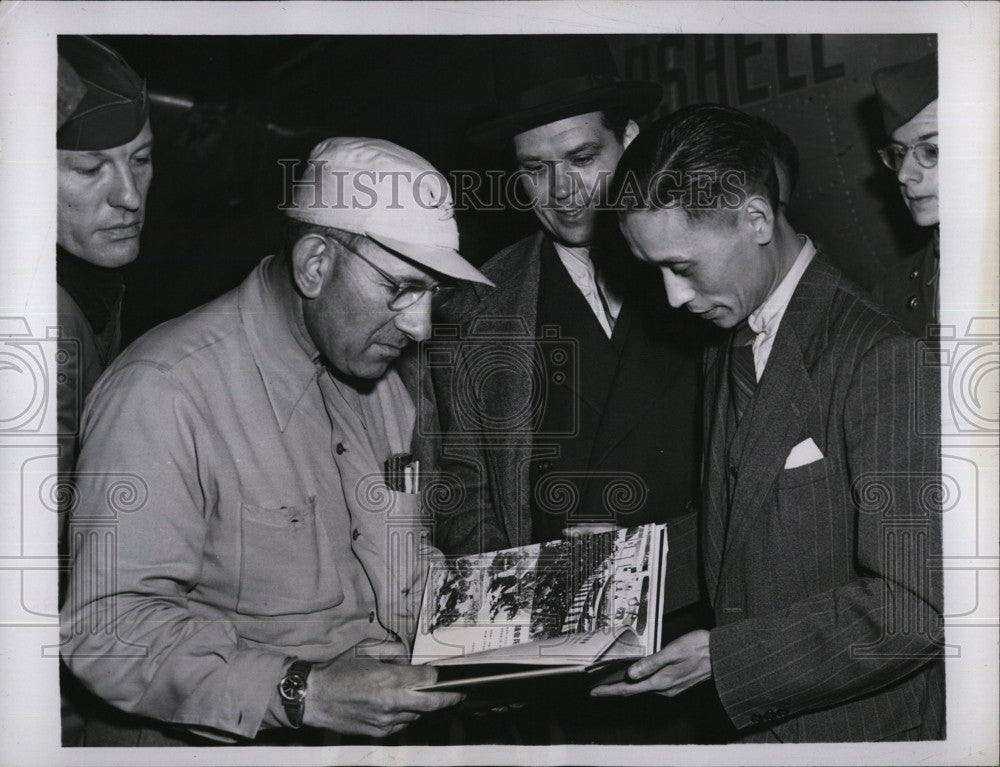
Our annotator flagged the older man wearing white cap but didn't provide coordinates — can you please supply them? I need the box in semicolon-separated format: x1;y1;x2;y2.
60;138;491;746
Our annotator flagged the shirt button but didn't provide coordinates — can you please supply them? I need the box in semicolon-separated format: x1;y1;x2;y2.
368;611;375;622
352;528;360;540
729;465;738;478
401;587;410;596
907;295;919;310
909;267;920;280
336;442;347;455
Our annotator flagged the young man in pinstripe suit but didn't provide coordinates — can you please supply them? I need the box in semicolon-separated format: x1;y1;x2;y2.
591;104;944;742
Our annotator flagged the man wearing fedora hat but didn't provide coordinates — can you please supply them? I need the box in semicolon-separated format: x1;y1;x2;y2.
60;137;488;745
430;36;716;743
871;51;939;338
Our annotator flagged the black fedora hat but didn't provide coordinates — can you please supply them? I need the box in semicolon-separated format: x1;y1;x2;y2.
468;35;663;146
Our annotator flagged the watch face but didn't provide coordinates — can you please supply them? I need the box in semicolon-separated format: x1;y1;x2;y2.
279;673;308;702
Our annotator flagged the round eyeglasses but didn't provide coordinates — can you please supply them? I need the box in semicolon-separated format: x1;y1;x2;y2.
330;237;455;311
877;142;938;172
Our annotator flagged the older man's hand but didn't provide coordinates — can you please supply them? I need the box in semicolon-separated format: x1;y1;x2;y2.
303;641;463;737
590;629;712;698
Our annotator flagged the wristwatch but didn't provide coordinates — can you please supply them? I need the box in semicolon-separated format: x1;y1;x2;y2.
277;659;312;728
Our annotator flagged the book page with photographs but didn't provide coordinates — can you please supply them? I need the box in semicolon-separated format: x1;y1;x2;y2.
412;524;665;667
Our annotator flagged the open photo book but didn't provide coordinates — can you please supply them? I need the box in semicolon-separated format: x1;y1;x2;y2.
411;523;667;690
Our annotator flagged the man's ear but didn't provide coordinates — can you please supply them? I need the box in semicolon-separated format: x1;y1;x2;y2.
622;119;640;150
745;195;775;246
291;234;334;299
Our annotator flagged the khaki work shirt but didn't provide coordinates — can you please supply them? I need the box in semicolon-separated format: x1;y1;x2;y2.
61;256;432;741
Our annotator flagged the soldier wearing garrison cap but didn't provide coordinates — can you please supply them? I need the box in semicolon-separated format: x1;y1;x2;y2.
61;138;489;745
56;36;152;482
871;51;939;338
56;37;152;746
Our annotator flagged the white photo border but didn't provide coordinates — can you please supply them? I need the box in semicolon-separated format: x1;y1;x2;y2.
0;2;996;766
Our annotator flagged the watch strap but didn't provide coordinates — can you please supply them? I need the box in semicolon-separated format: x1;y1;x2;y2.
278;659;312;729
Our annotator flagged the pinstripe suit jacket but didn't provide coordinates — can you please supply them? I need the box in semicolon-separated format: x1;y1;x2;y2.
704;255;944;742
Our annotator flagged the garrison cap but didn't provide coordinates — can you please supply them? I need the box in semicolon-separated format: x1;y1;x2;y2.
873;51;937;136
57;36;148;151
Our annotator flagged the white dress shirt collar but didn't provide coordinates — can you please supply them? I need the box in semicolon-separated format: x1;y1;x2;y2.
552;241;622;339
746;235;816;378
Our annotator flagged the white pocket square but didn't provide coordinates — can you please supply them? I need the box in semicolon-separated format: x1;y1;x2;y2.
784;437;824;469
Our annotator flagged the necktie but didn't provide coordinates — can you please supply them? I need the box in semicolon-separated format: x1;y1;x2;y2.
594;271;617;334
729;320;758;424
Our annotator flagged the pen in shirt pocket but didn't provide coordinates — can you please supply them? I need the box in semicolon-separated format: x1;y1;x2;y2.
384;452;420;493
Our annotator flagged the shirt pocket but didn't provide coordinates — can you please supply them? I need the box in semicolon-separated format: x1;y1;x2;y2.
236;497;345;616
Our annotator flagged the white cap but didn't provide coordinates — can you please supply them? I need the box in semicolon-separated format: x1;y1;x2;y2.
284;137;493;287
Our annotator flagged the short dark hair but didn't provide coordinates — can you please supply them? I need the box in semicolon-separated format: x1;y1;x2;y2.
751;115;800;199
600;107;633;144
611;103;780;221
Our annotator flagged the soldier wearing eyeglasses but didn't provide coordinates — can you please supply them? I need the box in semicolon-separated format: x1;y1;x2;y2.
872;51;939;338
60;138;490;745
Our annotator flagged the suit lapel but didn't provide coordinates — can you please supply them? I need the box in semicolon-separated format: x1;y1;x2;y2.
394;347;438;471
473;233;543;547
585;240;700;471
702;341;729;598
715;255;837;590
536;239;614;414
588;302;689;469
717;329;818;585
